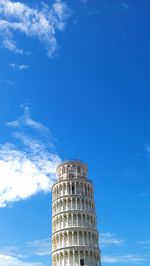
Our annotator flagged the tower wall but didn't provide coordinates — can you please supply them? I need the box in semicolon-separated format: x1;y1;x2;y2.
51;161;101;266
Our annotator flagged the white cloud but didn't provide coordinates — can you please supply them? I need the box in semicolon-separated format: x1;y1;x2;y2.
138;192;149;197
2;39;24;54
102;254;145;264
100;232;125;247
0;0;70;57
28;239;50;256
7;105;49;134
0;79;15;86
121;3;129;10
9;63;29;70
138;240;150;250
101;234;150;264
0;254;43;266
80;0;88;4
0;246;20;257
0;106;61;207
0;239;50;258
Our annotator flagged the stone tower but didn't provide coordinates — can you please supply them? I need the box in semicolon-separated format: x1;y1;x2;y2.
51;160;101;266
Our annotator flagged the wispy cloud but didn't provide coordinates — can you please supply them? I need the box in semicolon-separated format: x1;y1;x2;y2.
0;254;43;266
138;192;149;197
9;63;29;70
0;246;20;257
138;240;150;250
7;105;49;134
146;144;150;152
0;105;61;208
102;254;146;264
0;238;50;258
27;239;50;256
0;0;70;57
100;232;125;247
0;79;15;86
101;233;150;264
0;240;48;266
120;2;129;10
84;2;129;17
80;0;88;4
1;236;150;265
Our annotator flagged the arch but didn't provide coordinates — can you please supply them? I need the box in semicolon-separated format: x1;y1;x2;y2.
82;198;84;210
64;251;68;266
64;214;67;228
63;183;66;195
87;214;90;226
84;231;87;245
74;251;79;265
69;231;72;246
73;213;76;226
63;198;66;210
77;198;80;209
89;200;91;210
72;198;76;209
74;231;77;245
79;231;83;245
60;200;63;212
52;254;57;266
68;214;72;226
92;233;94;246
91;215;93;227
87;200;89;210
60;252;63;266
69;250;73;265
60;184;63;196
64;232;67;246
60;215;63;229
80;182;83;194
56;217;59;230
56;187;59;199
90;251;93;265
87;184;90;196
53;219;56;232
72;182;75;194
78;213;81;226
85;250;89;265
93;217;96;227
83;214;86;227
86;199;88;210
56;235;59;249
85;184;87;196
76;182;79;194
68;199;71;210
60;233;63;248
62;166;65;174
88;232;91;246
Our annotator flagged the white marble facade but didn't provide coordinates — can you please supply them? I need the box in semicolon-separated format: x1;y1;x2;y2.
51;161;100;266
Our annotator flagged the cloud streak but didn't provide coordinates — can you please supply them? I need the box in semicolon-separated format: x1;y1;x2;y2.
9;63;29;70
1;235;150;265
0;254;43;266
0;240;48;266
100;233;150;264
7;105;50;133
0;106;61;208
0;0;70;57
0;79;15;86
100;232;125;247
27;239;50;256
102;254;146;264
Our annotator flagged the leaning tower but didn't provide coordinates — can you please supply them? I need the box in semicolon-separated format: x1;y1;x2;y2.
51;160;101;266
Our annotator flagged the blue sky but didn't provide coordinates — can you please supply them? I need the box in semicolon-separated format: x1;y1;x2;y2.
0;0;150;265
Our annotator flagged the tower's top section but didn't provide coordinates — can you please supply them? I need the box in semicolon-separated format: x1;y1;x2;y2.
56;160;88;181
